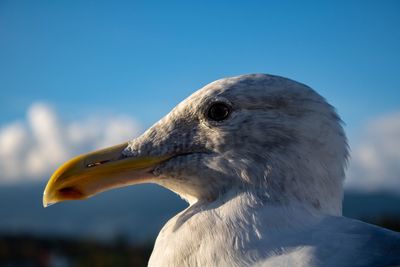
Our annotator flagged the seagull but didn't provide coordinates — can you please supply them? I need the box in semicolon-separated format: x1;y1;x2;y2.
43;74;400;267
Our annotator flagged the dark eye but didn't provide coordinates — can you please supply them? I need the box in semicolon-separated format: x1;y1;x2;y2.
207;102;231;121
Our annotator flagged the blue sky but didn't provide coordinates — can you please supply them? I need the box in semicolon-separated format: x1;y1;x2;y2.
1;1;399;130
0;1;400;190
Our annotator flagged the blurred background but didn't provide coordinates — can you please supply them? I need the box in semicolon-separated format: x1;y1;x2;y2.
1;0;400;266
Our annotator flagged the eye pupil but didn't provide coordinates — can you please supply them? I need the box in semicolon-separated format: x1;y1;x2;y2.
207;102;231;121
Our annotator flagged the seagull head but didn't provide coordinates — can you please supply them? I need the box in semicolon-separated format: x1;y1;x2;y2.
43;74;348;215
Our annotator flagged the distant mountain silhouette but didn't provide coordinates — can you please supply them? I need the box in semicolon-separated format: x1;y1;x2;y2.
0;183;399;243
0;183;186;243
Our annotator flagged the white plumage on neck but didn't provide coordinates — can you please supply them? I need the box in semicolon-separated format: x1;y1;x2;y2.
150;188;400;267
150;190;324;267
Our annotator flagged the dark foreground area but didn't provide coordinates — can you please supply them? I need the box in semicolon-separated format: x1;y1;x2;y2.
1;217;399;267
0;234;152;267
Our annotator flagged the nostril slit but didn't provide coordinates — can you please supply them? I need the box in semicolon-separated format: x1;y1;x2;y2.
119;154;129;159
86;160;111;168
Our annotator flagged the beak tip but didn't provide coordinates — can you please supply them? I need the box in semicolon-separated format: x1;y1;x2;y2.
42;195;49;208
42;191;54;208
43;199;55;208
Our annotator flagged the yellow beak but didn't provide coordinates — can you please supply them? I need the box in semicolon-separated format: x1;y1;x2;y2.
42;142;170;207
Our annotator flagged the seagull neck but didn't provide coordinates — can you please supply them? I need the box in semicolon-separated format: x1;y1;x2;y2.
191;190;325;231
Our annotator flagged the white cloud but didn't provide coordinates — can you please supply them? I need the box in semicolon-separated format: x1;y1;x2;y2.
345;111;400;193
0;103;141;183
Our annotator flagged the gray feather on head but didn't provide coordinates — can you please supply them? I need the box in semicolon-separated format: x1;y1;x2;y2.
126;74;348;215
